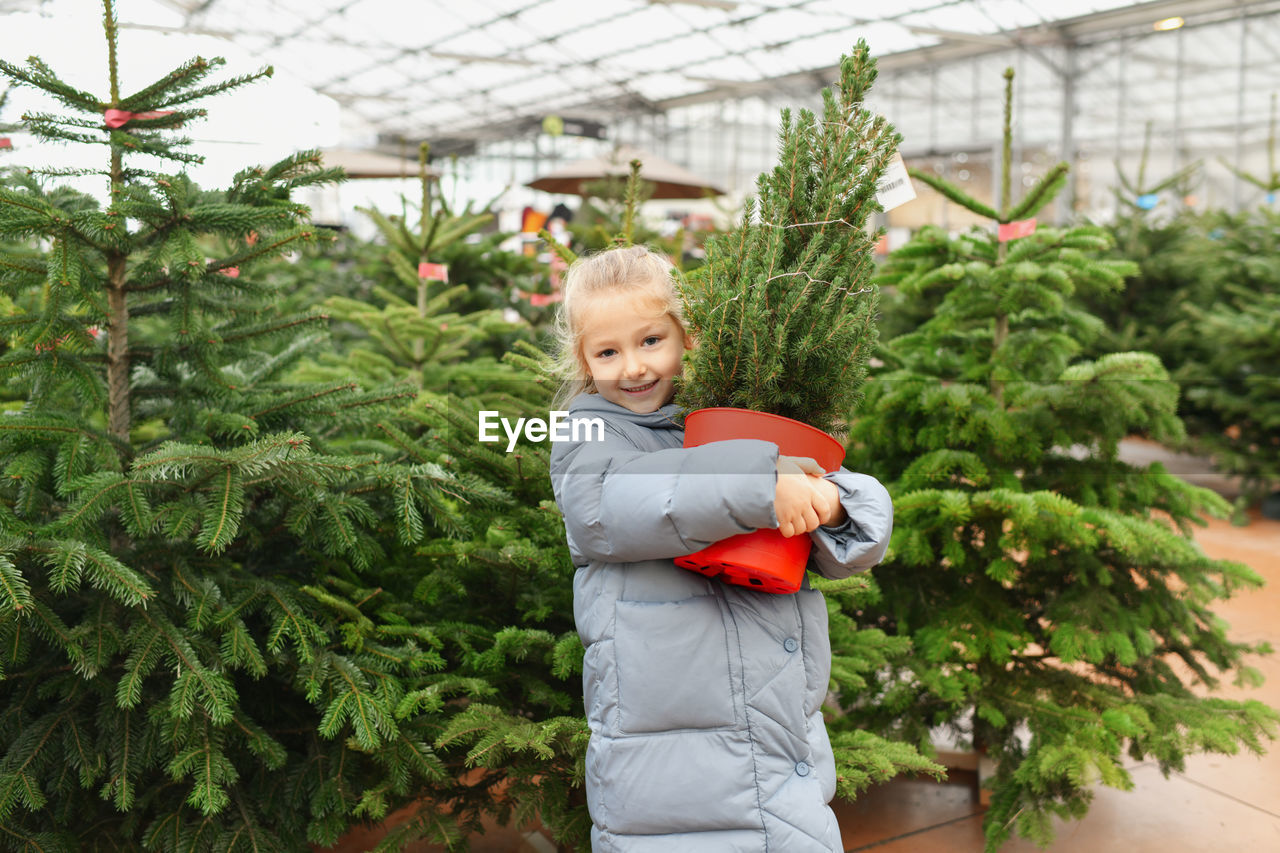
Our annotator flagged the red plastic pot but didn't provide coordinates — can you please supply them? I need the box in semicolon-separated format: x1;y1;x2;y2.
674;407;845;594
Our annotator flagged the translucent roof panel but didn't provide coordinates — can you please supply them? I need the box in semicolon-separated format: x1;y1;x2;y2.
4;0;1276;160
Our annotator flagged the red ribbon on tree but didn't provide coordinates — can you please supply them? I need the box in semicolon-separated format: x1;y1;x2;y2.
997;218;1036;242
103;109;177;129
516;289;563;307
0;137;12;150
417;262;448;282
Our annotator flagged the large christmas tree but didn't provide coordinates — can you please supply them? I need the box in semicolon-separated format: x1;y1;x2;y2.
0;3;545;848
848;68;1279;850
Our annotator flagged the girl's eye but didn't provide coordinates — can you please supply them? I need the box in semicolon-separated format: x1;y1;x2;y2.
643;336;661;346
596;348;616;359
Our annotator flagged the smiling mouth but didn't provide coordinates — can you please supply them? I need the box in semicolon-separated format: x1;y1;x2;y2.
622;379;658;394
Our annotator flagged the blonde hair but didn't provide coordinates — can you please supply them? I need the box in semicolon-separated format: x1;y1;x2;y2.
551;245;687;409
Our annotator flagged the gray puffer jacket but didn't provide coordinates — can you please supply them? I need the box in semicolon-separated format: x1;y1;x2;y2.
549;393;893;852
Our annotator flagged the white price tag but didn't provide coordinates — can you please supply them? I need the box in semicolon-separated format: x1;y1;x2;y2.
875;152;916;212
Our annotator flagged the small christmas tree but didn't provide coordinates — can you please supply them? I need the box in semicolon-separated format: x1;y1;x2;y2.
1219;93;1280;204
659;41;944;796
561;161;694;270
675;40;897;435
1079;122;1204;357
313;142;522;392
847;68;1279;850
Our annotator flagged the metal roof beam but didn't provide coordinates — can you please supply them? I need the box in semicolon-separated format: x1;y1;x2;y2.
652;0;1277;113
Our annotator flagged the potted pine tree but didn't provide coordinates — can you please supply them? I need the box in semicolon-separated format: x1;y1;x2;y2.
673;40;899;593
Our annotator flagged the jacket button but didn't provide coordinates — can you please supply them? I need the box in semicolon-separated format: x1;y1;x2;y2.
795;761;810;776
783;637;798;653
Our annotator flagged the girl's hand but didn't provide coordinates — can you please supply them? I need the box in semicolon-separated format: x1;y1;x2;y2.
808;476;847;527
775;456;830;537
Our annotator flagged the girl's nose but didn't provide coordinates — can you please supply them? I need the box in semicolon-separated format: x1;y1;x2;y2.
623;352;645;377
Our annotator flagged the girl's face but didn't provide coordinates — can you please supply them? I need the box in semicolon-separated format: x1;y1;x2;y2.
578;287;689;414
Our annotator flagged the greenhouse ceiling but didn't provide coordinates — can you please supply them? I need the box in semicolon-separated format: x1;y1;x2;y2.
2;0;1280;166
5;0;1275;158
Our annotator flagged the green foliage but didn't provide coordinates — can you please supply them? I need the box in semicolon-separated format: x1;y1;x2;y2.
1076;119;1204;361
1085;189;1280;509
375;347;589;849
0;6;589;850
1081;210;1209;358
278;171;549;404
1166;209;1280;507
850;67;1278;851
264;159;592;845
1083;104;1280;511
306;145;525;391
820;573;946;793
676;40;899;434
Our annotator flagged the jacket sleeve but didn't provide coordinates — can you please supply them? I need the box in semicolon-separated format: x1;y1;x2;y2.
550;427;779;566
806;469;893;580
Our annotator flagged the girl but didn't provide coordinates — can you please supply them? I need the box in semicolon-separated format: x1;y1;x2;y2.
548;245;893;852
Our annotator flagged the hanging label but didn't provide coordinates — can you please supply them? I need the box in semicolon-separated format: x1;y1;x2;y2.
997;218;1036;242
0;137;11;150
516;289;563;307
103;109;178;129
418;262;448;282
1136;193;1158;210
875;152;916;212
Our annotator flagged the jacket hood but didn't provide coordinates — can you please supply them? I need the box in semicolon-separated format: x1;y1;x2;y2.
566;392;684;433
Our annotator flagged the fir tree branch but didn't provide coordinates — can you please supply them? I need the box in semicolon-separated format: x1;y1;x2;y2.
118;55;219;111
248;382;357;421
1217;156;1274;191
1006;162;1069;222
149;66;275;112
909;168;1000;221
537;229;577;267
0;58;101;113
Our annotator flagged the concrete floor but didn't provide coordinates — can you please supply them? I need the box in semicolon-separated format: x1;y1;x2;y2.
324;443;1280;852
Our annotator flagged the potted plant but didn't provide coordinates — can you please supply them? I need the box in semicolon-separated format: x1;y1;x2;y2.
672;40;899;593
